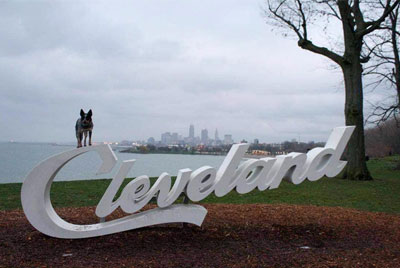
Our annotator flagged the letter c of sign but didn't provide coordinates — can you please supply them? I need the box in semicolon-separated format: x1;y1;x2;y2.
21;145;207;239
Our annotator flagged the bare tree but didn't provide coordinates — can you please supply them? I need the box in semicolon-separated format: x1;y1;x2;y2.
265;0;400;180
364;4;400;124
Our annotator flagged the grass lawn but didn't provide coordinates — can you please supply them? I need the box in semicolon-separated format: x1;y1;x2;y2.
1;155;399;213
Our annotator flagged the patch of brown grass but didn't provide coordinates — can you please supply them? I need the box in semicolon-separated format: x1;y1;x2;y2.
1;204;399;267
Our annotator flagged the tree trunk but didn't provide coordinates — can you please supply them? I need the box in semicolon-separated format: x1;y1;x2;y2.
391;10;400;112
341;59;373;180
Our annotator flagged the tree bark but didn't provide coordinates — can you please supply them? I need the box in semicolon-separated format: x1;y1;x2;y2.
341;56;372;180
337;0;372;180
391;10;400;111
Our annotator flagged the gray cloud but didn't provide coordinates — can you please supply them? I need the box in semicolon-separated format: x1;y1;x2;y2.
1;0;354;144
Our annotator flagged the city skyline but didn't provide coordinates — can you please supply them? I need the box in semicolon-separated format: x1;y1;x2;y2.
151;124;233;146
115;123;322;147
3;120;321;145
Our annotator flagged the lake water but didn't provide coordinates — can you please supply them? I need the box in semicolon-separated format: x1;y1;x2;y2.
0;142;226;184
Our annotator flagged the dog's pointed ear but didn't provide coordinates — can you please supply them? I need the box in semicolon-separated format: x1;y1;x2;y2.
80;109;85;117
87;109;92;117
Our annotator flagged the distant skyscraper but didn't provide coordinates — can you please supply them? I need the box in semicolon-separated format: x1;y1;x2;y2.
215;129;219;141
161;132;172;145
223;134;233;145
172;132;179;143
189;124;194;138
201;129;208;144
147;137;155;145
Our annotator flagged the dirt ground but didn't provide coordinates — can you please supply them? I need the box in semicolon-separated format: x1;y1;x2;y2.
1;204;400;267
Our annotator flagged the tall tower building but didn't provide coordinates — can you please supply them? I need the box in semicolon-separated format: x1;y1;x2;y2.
201;129;208;144
215;128;219;141
189;124;194;138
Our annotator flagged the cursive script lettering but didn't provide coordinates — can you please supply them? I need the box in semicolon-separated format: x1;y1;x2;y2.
21;126;354;239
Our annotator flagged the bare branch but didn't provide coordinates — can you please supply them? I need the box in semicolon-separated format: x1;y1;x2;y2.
298;39;344;64
267;0;304;40
367;103;400;124
313;0;341;20
267;0;344;65
359;0;400;37
352;0;367;30
296;0;308;39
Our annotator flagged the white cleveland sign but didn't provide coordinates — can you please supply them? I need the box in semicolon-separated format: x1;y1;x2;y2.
21;126;354;239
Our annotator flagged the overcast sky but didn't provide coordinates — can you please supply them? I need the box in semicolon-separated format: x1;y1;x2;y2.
0;0;379;143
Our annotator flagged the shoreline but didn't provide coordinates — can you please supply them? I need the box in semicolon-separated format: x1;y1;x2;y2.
118;149;270;158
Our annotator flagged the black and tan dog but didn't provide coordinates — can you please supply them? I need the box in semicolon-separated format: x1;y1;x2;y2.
75;109;93;148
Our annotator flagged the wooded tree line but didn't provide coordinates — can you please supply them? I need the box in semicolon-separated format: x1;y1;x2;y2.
265;0;400;180
365;118;400;157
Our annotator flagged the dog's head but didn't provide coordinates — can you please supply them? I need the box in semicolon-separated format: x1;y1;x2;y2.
80;109;93;127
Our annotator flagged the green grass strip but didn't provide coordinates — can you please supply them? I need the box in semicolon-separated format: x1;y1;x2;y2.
1;155;399;214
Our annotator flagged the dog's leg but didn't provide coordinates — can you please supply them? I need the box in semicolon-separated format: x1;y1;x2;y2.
84;131;87;147
78;132;83;148
76;121;80;148
89;130;92;146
